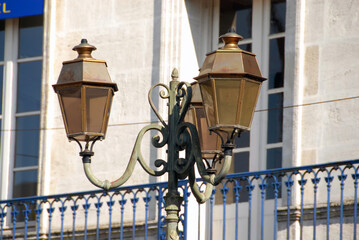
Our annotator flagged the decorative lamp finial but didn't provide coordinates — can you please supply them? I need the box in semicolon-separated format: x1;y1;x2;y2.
72;39;97;59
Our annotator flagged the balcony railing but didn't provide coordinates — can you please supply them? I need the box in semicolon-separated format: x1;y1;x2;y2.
1;159;359;240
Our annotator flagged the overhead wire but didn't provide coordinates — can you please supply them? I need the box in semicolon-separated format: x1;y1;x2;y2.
2;94;359;132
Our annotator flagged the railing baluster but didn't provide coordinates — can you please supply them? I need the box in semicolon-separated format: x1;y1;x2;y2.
273;177;281;240
71;203;79;240
285;177;294;240
311;174;321;240
23;203;30;240
131;193;139;240
220;182;228;240
298;177;307;240
11;205;18;240
352;170;359;240
247;182;254;240
107;198;115;240
182;185;190;240
83;200;91;240
209;189;215;240
119;196;127;240
95;198;103;240
338;171;347;240
259;180;267;240
325;174;333;240
233;180;241;240
35;203;43;240
0;207;6;240
143;192;152;240
59;203;67;240
47;204;55;240
156;187;163;240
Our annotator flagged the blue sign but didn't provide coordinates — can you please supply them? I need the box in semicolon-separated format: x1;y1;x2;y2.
0;0;44;20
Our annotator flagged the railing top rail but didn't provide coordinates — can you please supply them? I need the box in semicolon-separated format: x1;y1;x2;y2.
225;158;359;179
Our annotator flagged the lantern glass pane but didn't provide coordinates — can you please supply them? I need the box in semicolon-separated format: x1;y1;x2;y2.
215;79;241;125
85;87;110;134
239;80;260;128
184;106;195;125
200;80;216;128
195;106;219;152
59;87;82;135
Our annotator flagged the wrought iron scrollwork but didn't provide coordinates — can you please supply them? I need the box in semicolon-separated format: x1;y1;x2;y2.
75;68;234;205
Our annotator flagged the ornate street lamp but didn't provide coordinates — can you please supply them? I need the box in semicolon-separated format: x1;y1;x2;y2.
53;39;118;143
195;31;266;139
54;33;265;239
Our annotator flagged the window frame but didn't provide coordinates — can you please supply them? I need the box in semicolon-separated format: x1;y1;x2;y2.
0;17;43;200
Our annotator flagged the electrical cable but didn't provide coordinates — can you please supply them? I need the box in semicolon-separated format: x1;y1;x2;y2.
2;94;359;132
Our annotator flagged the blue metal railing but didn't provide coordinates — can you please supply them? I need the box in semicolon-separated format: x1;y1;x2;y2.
1;159;359;239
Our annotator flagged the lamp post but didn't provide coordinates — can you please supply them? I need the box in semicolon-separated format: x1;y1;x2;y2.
53;32;265;239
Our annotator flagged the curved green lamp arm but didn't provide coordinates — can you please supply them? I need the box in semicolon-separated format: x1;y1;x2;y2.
188;166;214;203
181;122;233;186
81;124;168;190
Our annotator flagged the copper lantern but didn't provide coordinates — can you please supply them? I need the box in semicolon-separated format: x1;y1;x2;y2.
53;39;118;142
194;31;266;134
185;82;221;159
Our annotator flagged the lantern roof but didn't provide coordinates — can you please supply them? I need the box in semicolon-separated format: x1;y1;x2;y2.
194;31;266;82
55;39;118;91
190;81;202;104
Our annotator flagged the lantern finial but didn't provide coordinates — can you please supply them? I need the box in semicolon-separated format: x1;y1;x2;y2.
220;31;244;50
72;39;97;59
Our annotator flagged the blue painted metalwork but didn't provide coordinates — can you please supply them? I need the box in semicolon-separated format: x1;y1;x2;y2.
311;174;320;240
247;183;254;240
119;197;126;240
285;179;293;240
338;171;347;240
260;181;267;240
352;172;359;240
273;177;280;240
221;183;228;240
233;181;241;240
131;194;139;240
107;197;114;240
325;174;333;240
143;194;151;240
209;189;215;240
94;199;102;239
0;159;359;239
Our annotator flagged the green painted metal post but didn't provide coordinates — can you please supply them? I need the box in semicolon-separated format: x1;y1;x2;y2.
165;69;182;240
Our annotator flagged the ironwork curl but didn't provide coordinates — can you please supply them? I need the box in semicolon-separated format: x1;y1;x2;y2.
176;81;192;124
173;122;196;177
80;124;168;190
148;83;170;127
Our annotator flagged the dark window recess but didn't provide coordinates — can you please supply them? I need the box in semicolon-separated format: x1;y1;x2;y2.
268;38;285;89
15;115;40;168
270;0;286;34
239;43;252;52
0;66;3;115
18;15;43;59
266;147;282;199
235;131;250;148
267;93;283;144
0;20;5;61
17;61;42;113
219;0;252;39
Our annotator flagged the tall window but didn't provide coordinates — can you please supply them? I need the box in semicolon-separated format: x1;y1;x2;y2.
0;15;43;199
215;0;286;203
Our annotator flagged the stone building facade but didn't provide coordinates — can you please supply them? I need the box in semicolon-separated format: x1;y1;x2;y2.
0;0;358;239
